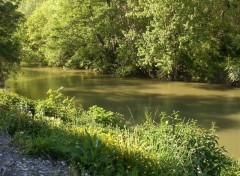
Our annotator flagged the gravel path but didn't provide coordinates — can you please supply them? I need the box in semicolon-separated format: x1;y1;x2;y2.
0;131;73;176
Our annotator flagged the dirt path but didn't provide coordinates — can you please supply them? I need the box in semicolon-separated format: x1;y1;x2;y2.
0;131;73;176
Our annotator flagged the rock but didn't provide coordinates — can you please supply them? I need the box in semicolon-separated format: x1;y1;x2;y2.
0;131;73;176
0;166;7;175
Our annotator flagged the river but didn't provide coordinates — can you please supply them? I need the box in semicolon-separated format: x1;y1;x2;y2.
5;67;240;158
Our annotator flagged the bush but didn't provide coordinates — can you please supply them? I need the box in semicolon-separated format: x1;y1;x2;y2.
35;87;82;123
0;89;239;175
87;105;125;128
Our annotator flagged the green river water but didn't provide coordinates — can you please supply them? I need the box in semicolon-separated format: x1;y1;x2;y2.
5;67;240;158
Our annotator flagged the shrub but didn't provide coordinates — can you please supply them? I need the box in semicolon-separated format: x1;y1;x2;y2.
87;105;125;128
35;87;82;123
0;89;239;175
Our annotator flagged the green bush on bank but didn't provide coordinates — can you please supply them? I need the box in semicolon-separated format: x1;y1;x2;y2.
0;89;239;175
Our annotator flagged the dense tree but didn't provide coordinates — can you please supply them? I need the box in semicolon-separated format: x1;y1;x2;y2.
18;0;57;64
20;0;141;76
18;0;46;17
18;0;240;82
0;0;22;85
130;0;240;82
223;0;240;83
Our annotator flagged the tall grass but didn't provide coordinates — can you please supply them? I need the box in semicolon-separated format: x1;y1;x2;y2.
0;89;239;175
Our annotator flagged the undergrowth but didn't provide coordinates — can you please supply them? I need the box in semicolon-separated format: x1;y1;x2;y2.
0;89;239;175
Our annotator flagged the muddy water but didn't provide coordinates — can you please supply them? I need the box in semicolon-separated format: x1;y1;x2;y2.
6;67;240;158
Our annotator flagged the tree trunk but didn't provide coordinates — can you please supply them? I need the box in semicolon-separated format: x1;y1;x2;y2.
172;62;178;81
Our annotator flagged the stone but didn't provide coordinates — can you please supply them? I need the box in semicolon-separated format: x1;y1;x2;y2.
0;131;73;176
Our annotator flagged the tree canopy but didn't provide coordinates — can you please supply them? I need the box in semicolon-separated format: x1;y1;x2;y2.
17;0;240;83
0;0;22;83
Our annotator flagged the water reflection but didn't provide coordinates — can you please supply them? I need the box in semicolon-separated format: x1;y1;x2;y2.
6;67;240;158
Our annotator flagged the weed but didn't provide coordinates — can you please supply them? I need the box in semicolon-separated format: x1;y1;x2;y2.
0;89;239;175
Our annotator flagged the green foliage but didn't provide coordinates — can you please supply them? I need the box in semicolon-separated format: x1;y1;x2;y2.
130;111;229;175
23;131;69;159
35;87;80;122
18;0;46;17
17;0;57;64
0;0;23;82
87;105;124;128
0;89;239;175
0;89;35;114
70;130;108;175
17;0;240;82
0;90;52;136
226;60;240;82
221;159;240;176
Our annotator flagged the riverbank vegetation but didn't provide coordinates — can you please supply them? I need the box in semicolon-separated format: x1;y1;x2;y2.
0;0;23;84
0;89;239;175
17;0;240;83
0;0;240;84
1;1;240;175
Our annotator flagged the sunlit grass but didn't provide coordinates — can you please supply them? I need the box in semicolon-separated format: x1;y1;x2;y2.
0;89;239;175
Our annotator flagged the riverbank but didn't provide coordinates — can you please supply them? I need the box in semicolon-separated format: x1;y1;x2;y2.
0;89;240;175
6;67;240;158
